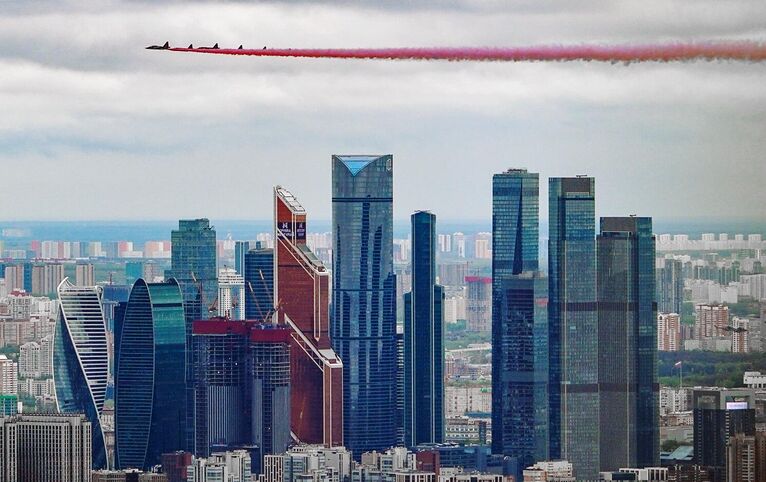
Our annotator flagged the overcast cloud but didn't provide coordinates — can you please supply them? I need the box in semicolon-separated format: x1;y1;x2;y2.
0;1;765;222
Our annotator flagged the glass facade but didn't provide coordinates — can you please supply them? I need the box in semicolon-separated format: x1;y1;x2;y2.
493;274;549;477
491;169;547;481
331;154;397;455
166;218;217;451
597;216;658;471
234;241;250;277
115;278;186;470
244;248;274;321
53;279;109;469
656;258;684;315
404;211;444;446
547;177;598;478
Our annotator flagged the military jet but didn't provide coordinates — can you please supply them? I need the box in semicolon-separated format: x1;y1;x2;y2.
199;43;219;49
146;41;170;50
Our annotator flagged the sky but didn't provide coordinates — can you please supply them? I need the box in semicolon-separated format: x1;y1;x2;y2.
0;1;765;222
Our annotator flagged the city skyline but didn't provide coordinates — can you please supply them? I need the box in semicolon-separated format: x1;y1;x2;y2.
1;2;765;221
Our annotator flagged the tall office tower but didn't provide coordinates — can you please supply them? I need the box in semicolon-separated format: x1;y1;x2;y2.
115;279;186;470
395;326;405;446
0;413;92;482
191;320;291;471
693;388;756;482
466;276;492;333
126;261;144;285
75;263;95;286
234;241;250;277
167;219;218;323
492;169;548;481
597;216;658;471
547;176;597;477
249;326;292;472
217;268;245;320
331;155;397;455
656;258;684;315
244;247;274;321
54;278;109;469
657;313;681;352
166;219;217;452
273;186;343;446
403;211;444;447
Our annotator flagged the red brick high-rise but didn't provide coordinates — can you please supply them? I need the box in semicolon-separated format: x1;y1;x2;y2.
274;186;343;447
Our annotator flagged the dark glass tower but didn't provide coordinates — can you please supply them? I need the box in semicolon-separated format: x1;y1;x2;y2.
331;154;397;455
166;219;218;323
597;216;658;471
547;176;598;478
234;241;250;277
165;218;217;452
244;247;274;321
491;169;548;480
115;278;186;470
403;211;444;447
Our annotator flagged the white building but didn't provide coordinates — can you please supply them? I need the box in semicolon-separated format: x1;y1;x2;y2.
217;267;245;320
187;450;252;482
523;460;574;482
0;355;18;395
445;386;492;417
744;371;766;389
19;341;41;377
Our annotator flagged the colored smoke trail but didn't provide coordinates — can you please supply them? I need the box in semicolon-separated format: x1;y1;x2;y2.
168;42;766;63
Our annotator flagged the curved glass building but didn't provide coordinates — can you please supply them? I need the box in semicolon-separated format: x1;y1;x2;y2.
53;278;109;469
331;155;397;455
115;278;186;470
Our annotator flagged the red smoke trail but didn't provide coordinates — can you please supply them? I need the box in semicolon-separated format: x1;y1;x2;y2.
169;42;766;62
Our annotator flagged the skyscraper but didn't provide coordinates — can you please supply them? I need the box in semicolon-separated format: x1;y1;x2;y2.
597;216;659;471
166;219;217;452
403;210;444;447
244;247;274;322
331;155;397;455
166;219;218;323
491;169;548;480
656;258;684;315
234;241;251;277
547;176;598;478
217;267;245;320
53;278;109;469
115;278;186;470
191;320;291;472
274;186;343;446
693;388;756;482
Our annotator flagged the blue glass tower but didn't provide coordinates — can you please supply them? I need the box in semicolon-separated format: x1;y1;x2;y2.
597;216;658;471
53;279;109;469
115;278;186;470
491;169;547;480
234;241;250;276
331;154;397;455
244;247;274;321
548;177;598;478
404;211;444;447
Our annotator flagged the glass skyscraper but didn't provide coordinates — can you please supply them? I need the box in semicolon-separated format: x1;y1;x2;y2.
234;240;250;277
547;176;598;478
656;258;684;315
165;218;217;453
491;169;548;480
53;278;109;469
166;219;218;323
244;247;274;321
115;278;186;470
597;216;659;471
403;211;444;447
331;154;397;455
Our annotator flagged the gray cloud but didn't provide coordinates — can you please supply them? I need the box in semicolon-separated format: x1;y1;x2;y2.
0;0;764;222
